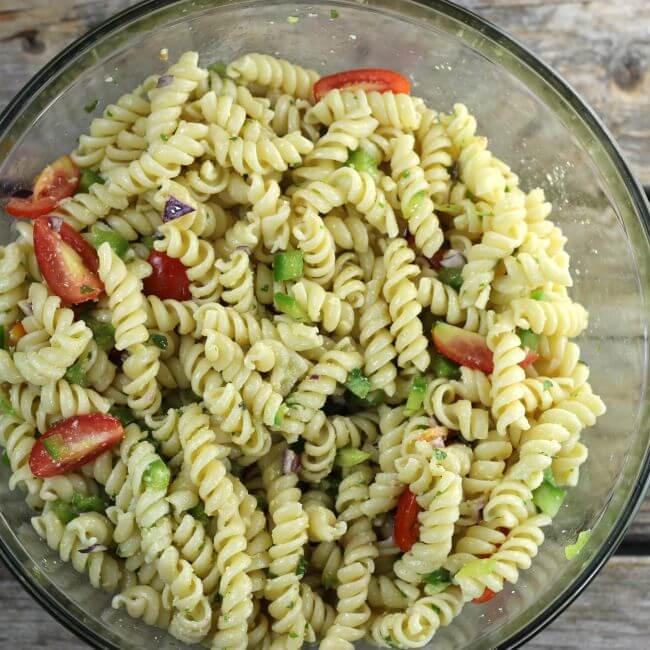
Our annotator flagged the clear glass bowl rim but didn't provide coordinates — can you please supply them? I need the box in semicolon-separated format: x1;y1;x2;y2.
0;1;649;648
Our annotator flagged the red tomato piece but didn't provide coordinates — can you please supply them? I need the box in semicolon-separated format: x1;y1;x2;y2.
33;155;79;202
33;216;103;304
472;588;497;605
394;489;422;552
29;413;124;478
5;195;58;219
8;321;26;346
520;349;540;367
433;322;494;374
313;68;411;102
143;250;191;301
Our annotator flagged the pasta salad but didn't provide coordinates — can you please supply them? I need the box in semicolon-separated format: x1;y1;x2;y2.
0;51;605;649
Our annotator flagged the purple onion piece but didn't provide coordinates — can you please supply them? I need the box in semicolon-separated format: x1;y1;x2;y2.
439;250;466;269
163;196;195;222
50;216;63;233
78;544;109;554
282;448;300;474
156;74;174;88
309;374;320;380
431;436;445;449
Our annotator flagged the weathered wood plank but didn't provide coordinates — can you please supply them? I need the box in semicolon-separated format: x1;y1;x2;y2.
0;0;647;185
0;554;648;648
529;556;650;649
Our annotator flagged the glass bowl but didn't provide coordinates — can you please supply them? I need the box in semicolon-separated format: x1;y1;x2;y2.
0;0;649;648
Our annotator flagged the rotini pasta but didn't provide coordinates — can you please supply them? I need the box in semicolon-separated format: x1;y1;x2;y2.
0;50;605;650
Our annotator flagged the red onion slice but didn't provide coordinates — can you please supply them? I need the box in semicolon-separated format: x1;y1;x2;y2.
282;448;300;474
439;250;466;269
156;74;174;88
50;216;63;233
163;196;194;222
78;544;109;554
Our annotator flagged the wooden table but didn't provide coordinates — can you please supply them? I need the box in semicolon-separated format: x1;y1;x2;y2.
0;0;648;648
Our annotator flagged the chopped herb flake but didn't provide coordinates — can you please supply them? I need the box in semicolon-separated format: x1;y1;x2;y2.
150;333;168;350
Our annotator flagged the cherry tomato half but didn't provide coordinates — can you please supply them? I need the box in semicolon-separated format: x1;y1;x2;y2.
33;155;80;201
394;489;422;552
433;322;494;374
5;195;58;219
33;216;102;304
5;155;79;219
29;413;124;478
143;250;191;301
313;68;411;102
472;588;497;605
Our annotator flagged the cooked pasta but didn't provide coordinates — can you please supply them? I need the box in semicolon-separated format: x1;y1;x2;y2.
0;50;604;650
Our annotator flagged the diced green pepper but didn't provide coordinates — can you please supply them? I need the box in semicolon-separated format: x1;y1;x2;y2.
90;225;129;259
189;501;209;526
0;397;17;418
71;491;106;514
2;450;10;467
86;317;116;351
404;191;426;219
531;288;547;301
438;267;463;292
84;99;99;113
565;530;591;560
43;434;69;461
533;479;566;517
516;327;539;352
150;333;168;350
345;368;372;399
78;169;104;194
345;147;379;178
143;459;171;491
64;361;88;387
0;324;5;350
423;568;451;595
431;353;461;380
208;61;228;77
405;376;428;415
274;293;306;321
335;447;370;468
255;495;268;511
455;558;497;580
229;460;243;477
141;235;156;250
274;251;304;282
51;499;77;525
295;555;308;577
543;467;557;487
322;572;338;590
274;403;289;427
109;405;137;427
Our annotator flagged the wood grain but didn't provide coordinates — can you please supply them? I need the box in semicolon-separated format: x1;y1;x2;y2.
0;0;648;183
